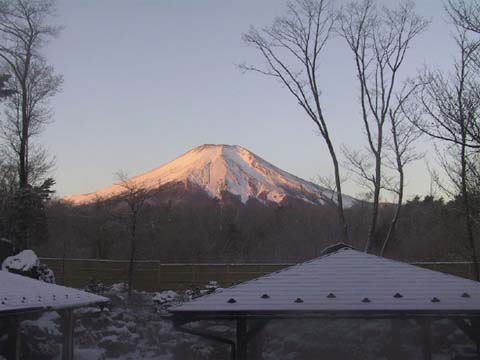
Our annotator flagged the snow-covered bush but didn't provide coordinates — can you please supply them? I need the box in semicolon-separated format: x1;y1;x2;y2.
85;277;107;294
71;283;221;359
2;249;55;283
2;249;38;272
36;264;55;283
205;280;222;293
20;312;61;359
152;290;178;306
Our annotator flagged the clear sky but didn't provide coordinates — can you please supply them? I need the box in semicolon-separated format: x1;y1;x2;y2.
43;0;455;200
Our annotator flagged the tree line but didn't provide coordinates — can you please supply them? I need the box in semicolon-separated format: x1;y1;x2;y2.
42;191;476;265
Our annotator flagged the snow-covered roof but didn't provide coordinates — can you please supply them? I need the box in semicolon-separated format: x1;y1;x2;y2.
0;270;108;315
170;248;480;317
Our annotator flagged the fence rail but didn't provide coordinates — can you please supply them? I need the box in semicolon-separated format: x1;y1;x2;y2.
40;258;478;292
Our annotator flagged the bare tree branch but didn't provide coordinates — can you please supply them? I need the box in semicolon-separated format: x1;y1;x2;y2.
339;0;428;252
115;171;149;296
381;82;423;256
0;0;62;188
412;20;480;280
241;0;350;242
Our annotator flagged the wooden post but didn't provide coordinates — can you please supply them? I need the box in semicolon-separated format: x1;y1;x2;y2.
246;319;269;359
249;327;262;359
62;310;74;360
236;319;247;360
6;316;21;360
455;318;480;357
156;262;161;291
470;318;480;358
418;319;432;360
390;318;402;360
231;342;236;360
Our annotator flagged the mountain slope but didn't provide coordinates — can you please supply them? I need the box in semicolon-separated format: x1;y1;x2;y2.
64;144;357;206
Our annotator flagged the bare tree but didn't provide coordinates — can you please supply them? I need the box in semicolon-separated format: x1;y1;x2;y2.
339;0;428;252
413;25;480;280
447;0;480;34
465;153;480;231
311;173;346;203
341;146;376;198
89;195;114;260
342;83;422;257
0;0;62;189
380;85;422;256
240;0;350;242
116;171;149;295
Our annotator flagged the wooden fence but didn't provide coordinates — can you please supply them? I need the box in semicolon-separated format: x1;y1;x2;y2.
40;258;478;292
40;258;290;291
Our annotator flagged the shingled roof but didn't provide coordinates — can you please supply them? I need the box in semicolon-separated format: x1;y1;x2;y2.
171;248;480;317
0;270;108;316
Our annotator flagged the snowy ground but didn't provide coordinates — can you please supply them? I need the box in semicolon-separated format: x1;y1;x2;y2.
14;282;477;360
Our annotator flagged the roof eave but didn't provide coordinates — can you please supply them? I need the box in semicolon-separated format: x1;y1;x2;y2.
171;308;480;323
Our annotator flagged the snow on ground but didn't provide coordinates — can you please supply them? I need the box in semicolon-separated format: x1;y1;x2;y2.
75;348;105;360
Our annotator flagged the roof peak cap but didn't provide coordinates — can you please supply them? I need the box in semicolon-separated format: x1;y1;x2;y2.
320;243;355;256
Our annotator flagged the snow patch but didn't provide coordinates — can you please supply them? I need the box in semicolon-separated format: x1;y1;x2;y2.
152;290;178;305
75;348;105;360
22;311;61;337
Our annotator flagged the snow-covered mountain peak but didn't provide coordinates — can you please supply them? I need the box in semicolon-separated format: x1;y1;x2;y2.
63;144;356;207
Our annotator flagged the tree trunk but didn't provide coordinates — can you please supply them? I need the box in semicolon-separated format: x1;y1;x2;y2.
365;149;382;253
381;161;404;256
19;48;32;189
461;141;480;280
325;136;349;243
465;204;479;281
333;153;349;243
128;216;137;295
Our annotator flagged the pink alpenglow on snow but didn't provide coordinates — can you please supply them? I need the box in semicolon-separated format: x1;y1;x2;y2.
64;144;357;207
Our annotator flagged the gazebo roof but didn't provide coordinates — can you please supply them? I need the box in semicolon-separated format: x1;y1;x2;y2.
0;270;108;316
171;248;480;318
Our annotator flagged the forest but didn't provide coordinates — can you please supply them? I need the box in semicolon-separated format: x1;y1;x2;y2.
33;190;475;266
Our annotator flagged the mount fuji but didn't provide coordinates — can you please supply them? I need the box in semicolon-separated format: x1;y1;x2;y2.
63;144;357;207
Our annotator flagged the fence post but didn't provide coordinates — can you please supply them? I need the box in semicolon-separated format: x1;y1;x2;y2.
63;259;69;287
61;309;74;360
156;261;161;291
